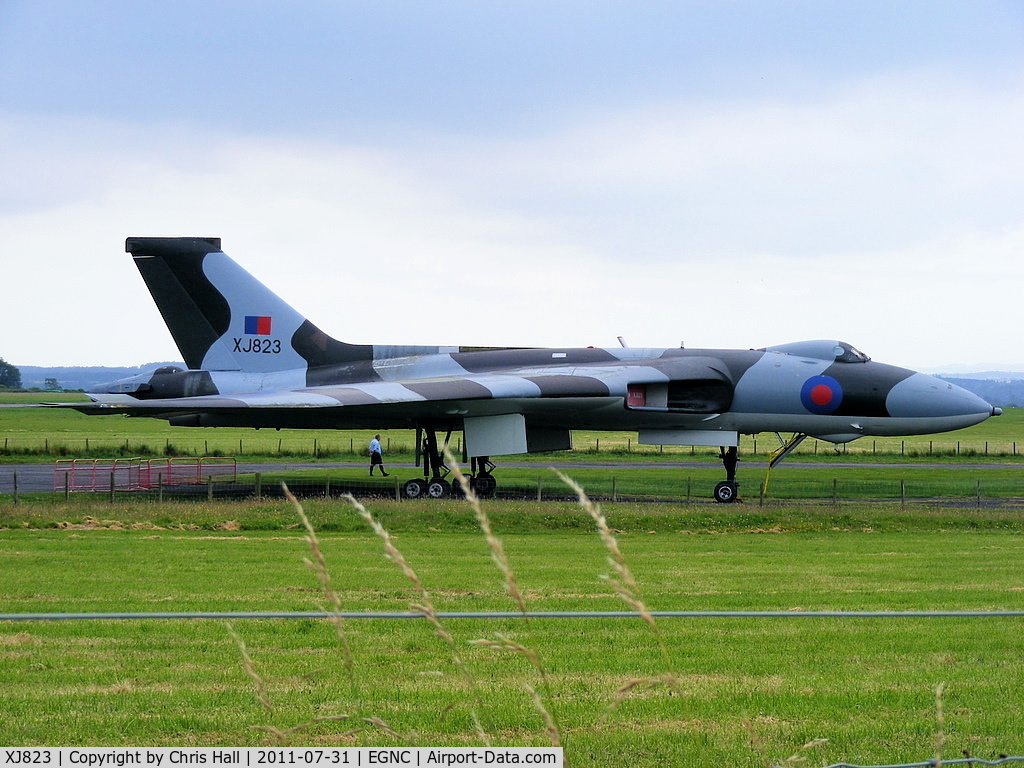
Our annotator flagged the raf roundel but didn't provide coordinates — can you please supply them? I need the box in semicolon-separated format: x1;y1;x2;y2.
800;375;843;415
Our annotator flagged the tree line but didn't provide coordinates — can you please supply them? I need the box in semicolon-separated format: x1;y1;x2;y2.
0;358;21;389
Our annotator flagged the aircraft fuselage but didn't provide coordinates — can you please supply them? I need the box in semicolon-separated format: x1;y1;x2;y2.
68;237;1000;502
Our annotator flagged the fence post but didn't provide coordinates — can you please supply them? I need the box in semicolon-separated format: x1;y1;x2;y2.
12;471;18;504
109;471;115;503
832;478;837;507
65;473;70;501
900;479;905;508
977;479;981;508
159;474;164;504
255;473;262;499
537;476;542;502
207;477;213;502
611;476;617;502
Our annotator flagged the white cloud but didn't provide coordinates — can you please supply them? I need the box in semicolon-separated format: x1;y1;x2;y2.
1;67;1022;372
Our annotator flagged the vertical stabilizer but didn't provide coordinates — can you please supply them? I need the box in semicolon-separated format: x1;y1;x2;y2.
126;237;371;373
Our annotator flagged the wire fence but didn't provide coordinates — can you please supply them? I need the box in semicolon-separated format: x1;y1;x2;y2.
6;465;1024;507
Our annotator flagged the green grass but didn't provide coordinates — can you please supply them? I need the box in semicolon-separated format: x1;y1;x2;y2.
5;495;1024;535
2;496;1024;764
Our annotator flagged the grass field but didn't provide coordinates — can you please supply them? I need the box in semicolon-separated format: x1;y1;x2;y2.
2;492;1024;765
3;396;1024;764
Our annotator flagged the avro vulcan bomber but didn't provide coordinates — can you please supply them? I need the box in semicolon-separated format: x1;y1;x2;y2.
69;237;1000;502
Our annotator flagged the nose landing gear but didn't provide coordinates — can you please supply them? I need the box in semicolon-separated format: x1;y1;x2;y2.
714;445;740;503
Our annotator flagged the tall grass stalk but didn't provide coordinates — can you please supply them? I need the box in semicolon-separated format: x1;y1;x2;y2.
344;492;489;745
554;469;679;715
284;483;358;702
227;621;352;744
469;634;561;749
778;737;828;767
444;448;527;618
226;622;274;714
444;449;561;751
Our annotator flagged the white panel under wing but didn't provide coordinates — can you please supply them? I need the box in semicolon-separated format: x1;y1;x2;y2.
464;413;528;457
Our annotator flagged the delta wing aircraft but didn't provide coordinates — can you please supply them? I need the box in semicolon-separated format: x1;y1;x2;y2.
69;237;1000;502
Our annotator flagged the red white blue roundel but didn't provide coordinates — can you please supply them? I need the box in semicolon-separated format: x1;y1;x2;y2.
800;375;843;414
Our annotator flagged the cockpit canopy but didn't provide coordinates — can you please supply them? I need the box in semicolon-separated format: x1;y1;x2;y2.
761;340;871;364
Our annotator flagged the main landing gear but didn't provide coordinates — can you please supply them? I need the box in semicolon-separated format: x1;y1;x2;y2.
713;445;740;503
401;425;499;500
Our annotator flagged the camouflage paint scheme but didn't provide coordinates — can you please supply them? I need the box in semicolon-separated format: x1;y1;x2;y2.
76;238;996;457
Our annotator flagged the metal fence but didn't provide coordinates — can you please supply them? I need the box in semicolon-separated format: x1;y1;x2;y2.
53;457;237;492
23;471;1023;507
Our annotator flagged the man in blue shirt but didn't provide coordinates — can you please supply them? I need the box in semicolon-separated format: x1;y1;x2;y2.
368;434;389;476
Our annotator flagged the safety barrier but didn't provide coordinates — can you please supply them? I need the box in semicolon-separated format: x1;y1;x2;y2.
53;457;237;492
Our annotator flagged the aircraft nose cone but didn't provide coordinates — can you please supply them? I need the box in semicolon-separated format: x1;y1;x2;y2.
887;373;996;423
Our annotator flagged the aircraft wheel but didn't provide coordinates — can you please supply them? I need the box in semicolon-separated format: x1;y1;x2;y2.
473;474;497;498
426;478;451;499
713;481;739;504
403;478;428;499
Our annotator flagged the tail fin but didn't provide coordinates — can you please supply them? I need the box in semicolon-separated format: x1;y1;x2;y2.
126;237;371;373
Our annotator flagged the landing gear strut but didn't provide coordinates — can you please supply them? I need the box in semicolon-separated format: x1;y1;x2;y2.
403;426;452;500
713;445;740;503
760;433;807;497
469;456;497;498
401;425;499;500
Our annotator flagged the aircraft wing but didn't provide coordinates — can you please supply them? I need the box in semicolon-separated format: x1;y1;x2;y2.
61;357;732;423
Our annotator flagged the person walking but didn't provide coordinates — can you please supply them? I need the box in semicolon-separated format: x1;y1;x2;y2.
368;434;389;476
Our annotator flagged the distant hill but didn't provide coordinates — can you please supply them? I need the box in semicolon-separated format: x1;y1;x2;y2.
14;362;1024;407
17;363;184;392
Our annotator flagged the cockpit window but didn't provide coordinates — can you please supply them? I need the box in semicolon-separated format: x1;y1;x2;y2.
835;342;870;363
761;340;871;363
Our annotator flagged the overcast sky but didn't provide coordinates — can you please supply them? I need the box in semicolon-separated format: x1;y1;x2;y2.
2;1;1022;372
